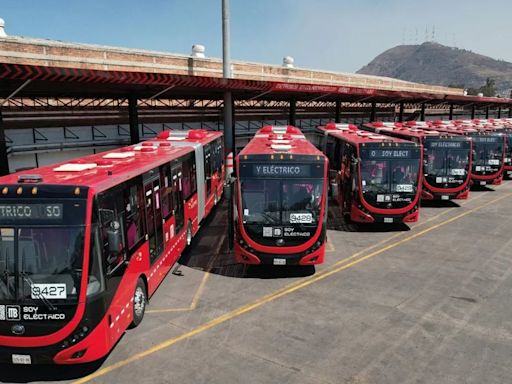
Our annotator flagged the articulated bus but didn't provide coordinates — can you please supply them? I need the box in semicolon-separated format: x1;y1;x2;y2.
0;130;221;364
154;129;225;222
427;122;505;186
234;125;328;266
361;122;472;200
318;123;422;224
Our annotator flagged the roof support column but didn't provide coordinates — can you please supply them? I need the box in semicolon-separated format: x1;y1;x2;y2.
370;102;376;122
128;96;140;144
420;103;426;121
497;107;501;118
485;106;490;119
335;99;341;123
398;102;404;122
471;105;476;119
289;97;297;126
0;109;9;176
449;104;454;120
223;91;234;155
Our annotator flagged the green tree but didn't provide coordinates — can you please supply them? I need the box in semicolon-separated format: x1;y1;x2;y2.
479;78;496;97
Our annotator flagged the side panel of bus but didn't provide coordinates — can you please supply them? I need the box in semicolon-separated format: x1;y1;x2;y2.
59;152;200;363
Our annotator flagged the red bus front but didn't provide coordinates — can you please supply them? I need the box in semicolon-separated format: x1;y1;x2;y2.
421;136;472;200
0;185;102;364
469;133;505;186
234;155;328;266
352;143;422;224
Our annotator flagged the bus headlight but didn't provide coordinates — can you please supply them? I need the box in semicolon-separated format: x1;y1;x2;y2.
60;325;90;349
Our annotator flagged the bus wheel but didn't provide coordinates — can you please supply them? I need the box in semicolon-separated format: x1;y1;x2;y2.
130;278;147;329
186;222;193;246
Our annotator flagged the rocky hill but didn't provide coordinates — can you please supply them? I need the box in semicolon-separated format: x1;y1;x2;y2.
357;42;512;96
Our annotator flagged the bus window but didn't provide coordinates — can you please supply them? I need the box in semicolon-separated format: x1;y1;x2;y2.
160;164;174;219
172;164;185;234
98;190;127;276
124;181;145;250
361;160;389;193
88;219;106;297
182;153;197;200
204;144;212;195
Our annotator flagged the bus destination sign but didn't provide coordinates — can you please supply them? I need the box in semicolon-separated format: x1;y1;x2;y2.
0;204;63;220
366;149;412;159
252;165;311;177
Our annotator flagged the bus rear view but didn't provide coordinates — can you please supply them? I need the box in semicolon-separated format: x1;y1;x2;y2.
235;126;328;266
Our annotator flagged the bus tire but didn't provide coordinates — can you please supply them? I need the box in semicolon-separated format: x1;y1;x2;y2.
129;278;147;329
186;221;193;246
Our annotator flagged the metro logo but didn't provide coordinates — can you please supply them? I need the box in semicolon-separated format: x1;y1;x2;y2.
6;305;21;321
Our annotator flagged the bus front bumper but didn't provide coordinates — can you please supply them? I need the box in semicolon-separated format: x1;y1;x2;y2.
234;243;325;266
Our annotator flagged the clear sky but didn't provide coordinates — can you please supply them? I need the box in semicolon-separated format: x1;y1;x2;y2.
1;0;511;73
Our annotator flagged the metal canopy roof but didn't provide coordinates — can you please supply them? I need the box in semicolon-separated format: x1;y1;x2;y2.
1;63;510;107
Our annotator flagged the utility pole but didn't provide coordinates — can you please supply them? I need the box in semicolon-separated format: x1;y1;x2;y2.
222;0;235;250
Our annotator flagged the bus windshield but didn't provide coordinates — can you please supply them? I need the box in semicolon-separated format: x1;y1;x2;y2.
361;160;419;194
474;142;502;166
425;147;469;186
0;199;87;305
0;227;85;304
360;155;420;209
471;137;503;175
241;179;323;225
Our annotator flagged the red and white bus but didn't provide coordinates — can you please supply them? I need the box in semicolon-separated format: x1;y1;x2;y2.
361;122;472;200
0;130;221;364
427;122;505;186
234;126;328;266
319;123;422;224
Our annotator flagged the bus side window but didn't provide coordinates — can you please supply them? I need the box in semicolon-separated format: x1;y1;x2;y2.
182;153;197;200
334;139;342;171
124;180;145;250
88;205;106;297
98;189;127;276
160;164;174;219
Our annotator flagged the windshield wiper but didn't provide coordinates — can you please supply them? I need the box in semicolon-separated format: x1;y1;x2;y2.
2;269;15;298
261;212;279;225
20;271;57;311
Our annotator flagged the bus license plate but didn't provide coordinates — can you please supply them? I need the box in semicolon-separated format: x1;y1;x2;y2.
273;258;286;265
441;195;449;200
480;181;487;186
12;354;31;364
384;218;393;223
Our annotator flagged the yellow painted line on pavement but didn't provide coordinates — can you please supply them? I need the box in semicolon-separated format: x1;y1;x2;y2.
72;191;512;384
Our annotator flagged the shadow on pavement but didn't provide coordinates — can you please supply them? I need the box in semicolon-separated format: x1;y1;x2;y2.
0;359;106;382
327;203;410;232
420;200;461;208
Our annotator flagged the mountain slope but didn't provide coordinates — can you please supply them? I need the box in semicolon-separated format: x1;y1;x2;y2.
357;42;512;95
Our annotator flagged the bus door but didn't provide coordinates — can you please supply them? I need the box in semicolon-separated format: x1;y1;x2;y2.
144;169;163;263
171;162;185;235
204;144;212;196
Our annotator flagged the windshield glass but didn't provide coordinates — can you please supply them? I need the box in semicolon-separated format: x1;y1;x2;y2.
472;137;503;174
424;148;470;186
241;179;323;225
0;226;84;304
360;154;420;209
0;199;87;305
361;160;419;194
